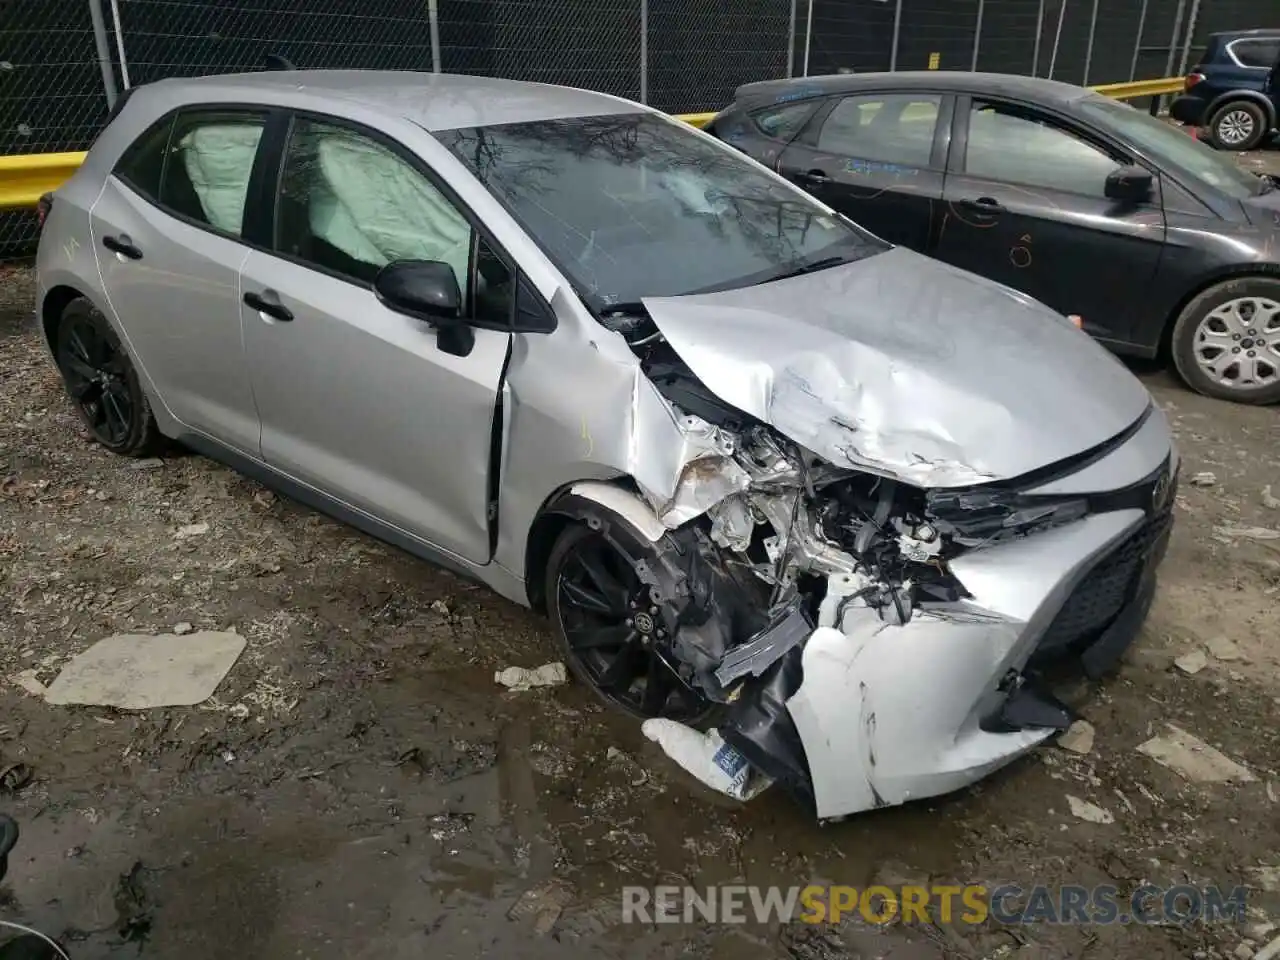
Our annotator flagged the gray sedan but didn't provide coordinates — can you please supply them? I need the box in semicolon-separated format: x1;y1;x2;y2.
35;70;1177;819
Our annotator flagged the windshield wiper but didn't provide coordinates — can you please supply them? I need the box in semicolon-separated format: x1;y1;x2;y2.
759;255;851;285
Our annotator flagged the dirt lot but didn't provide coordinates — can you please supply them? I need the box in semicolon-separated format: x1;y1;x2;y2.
3;149;1280;960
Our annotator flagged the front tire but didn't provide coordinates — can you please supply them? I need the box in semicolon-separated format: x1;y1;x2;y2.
546;519;716;724
1170;277;1280;404
54;298;159;456
1206;100;1267;151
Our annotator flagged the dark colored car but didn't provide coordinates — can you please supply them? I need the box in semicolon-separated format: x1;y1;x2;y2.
709;72;1280;404
1171;29;1280;151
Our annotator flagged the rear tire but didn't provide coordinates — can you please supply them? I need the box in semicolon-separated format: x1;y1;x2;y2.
54;298;160;457
1206;100;1267;151
1170;277;1280;405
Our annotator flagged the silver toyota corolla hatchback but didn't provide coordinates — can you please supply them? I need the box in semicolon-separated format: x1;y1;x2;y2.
36;71;1178;819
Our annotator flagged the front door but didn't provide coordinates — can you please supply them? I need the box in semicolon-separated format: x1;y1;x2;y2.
240;115;512;565
933;98;1165;344
89;107;269;454
777;92;949;251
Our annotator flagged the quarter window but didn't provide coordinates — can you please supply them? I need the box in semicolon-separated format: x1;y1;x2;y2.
963;102;1122;198
114;116;173;199
752;102;818;141
816;94;942;168
161;111;265;236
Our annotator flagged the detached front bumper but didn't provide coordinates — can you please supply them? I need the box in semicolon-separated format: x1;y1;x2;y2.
783;412;1176;820
788;507;1169;819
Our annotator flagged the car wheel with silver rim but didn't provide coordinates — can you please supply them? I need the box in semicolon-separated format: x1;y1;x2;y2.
1207;100;1267;151
1171;277;1280;404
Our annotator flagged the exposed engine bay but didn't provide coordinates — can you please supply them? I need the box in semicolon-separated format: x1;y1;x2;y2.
594;321;1132;812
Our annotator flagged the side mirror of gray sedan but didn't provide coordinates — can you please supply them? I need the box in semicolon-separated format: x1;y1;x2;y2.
374;260;475;357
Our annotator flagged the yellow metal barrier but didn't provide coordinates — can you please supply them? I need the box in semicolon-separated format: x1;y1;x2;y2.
1094;77;1185;100
0;151;87;210
676;111;717;128
2;77;1186;210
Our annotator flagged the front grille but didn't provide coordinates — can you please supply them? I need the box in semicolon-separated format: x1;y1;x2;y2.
1036;505;1173;657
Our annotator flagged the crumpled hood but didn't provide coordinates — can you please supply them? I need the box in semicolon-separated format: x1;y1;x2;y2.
642;247;1151;488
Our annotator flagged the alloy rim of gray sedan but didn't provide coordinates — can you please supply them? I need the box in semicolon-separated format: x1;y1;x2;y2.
1193;296;1280;389
555;530;708;721
57;315;134;445
1217;110;1256;147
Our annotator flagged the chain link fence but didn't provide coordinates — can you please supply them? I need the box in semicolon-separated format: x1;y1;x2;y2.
1;0;114;255
3;0;1277;259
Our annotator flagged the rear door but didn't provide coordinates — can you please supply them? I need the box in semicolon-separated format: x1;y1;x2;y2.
933;96;1165;344
89;107;270;454
238;113;512;565
776;91;950;251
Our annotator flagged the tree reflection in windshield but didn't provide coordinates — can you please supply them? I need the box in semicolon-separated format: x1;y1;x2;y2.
436;113;885;309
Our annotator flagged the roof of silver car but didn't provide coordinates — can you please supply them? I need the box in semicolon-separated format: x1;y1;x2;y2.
150;70;644;131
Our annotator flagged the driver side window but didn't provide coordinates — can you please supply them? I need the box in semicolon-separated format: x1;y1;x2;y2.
275;117;477;298
963;102;1123;199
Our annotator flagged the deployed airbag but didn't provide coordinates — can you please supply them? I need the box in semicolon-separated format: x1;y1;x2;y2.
180;124;263;235
308;130;470;284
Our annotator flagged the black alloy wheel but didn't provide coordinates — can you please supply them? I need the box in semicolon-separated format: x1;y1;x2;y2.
55;300;157;456
547;523;712;723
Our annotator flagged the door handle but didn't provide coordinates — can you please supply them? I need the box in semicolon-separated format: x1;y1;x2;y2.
958;196;1005;213
244;289;294;322
102;234;143;260
798;169;832;185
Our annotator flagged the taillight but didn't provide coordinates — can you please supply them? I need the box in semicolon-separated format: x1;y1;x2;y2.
1185;72;1205;91
36;192;53;228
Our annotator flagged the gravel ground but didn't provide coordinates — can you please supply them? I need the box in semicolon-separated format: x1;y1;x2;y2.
2;146;1280;960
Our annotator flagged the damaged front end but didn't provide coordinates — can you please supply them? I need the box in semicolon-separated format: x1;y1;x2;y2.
595;315;1175;820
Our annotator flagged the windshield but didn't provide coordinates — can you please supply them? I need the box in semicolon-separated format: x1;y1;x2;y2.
1079;96;1267;199
436;113;886;311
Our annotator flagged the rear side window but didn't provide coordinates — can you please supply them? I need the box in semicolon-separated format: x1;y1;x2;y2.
161;111;265;236
113;108;266;238
751;102;818;141
817;93;942;168
1231;39;1280;68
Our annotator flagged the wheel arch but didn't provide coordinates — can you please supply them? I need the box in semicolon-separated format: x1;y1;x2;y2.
1159;263;1280;357
39;284;87;353
523;479;666;614
1206;90;1277;128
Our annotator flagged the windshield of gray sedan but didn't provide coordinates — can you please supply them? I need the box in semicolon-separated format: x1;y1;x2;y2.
436;113;886;310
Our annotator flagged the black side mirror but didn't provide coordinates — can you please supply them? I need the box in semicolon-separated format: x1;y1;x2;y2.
1105;164;1153;203
374;260;474;357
